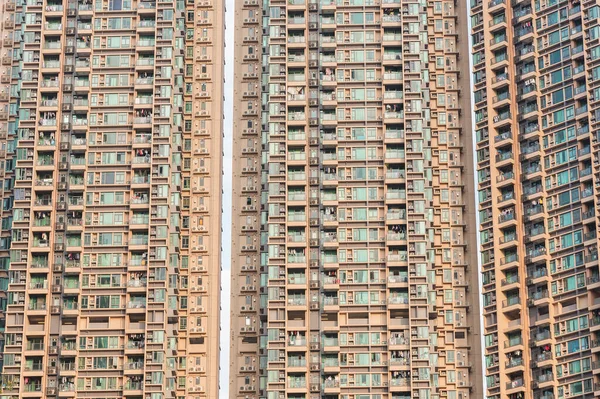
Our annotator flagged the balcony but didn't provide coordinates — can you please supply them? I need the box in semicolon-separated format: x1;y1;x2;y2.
387;232;406;241
136;59;155;67
383;15;401;23
288;193;306;201
322;379;340;389
533;352;552;366
138;0;155;8
128;279;147;288
288;337;306;347
288;112;306;121
321;256;338;264
384;111;404;119
63;301;79;311
133;117;152;124
136;77;154;85
492;73;508;85
32;239;50;248
532;330;551;343
384;91;404;100
497;171;514;183
390;378;409;387
287;213;306;222
498;210;515;223
504;336;523;349
322;276;339;285
288;152;306;161
38;118;57;126
383;72;403;80
288;380;307;389
288;255;306;264
493;111;511;124
502;296;520;307
288;297;307;306
287;358;307;368
494;131;512;142
386;191;406;200
24;362;43;371
287;36;306;44
505;357;523;369
383;53;402;61
24;383;42;393
29;281;48;289
26;342;44;351
506;379;524;390
535;373;553;385
513;6;532;19
44;42;62;50
123;381;143;391
523;164;541;176
388;296;409;305
495;151;513;163
501;274;519;286
497;191;515;204
490;34;507;47
387;253;407;262
515;25;533;39
515;44;534;58
127;301;146;309
491;53;508;66
287;275;306;284
500;253;518;266
528;267;547;279
388;274;408;283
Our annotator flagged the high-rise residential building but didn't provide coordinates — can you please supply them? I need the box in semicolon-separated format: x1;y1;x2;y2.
0;0;224;396
230;0;484;398
471;0;600;397
0;0;14;371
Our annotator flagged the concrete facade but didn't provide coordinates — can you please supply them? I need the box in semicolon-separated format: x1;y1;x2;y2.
472;0;600;398
230;0;484;398
0;0;224;397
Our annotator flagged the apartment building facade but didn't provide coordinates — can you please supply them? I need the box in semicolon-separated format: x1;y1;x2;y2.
472;0;600;397
230;0;483;398
0;0;15;371
0;0;224;397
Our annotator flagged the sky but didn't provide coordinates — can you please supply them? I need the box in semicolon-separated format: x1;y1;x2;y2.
219;0;235;396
